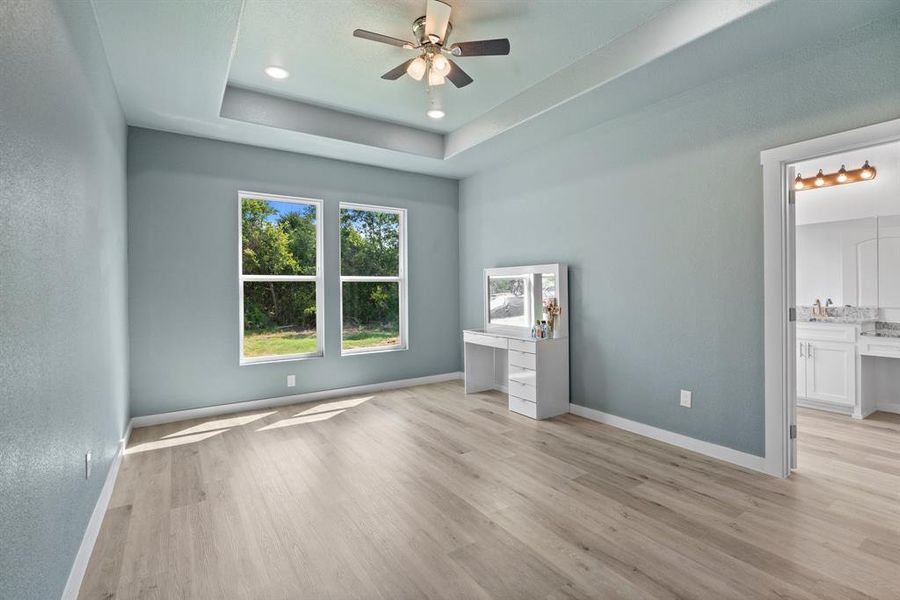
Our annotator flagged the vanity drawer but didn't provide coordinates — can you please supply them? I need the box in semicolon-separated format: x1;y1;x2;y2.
509;349;536;370
508;368;536;387
508;379;536;402
508;338;536;354
858;338;900;358
508;394;537;419
463;331;508;350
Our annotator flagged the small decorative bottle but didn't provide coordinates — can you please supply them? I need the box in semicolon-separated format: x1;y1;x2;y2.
532;320;541;339
541;320;549;339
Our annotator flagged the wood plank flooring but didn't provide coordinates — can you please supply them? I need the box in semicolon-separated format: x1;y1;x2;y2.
79;382;900;599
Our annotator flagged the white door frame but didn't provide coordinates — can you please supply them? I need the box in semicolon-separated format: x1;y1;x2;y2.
760;118;900;478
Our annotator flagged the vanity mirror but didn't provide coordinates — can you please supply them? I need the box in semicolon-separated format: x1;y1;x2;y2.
794;140;900;319
483;264;568;337
796;216;900;309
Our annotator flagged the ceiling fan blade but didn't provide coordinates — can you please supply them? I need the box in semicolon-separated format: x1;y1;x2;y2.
353;29;415;49
450;38;510;57
381;59;414;80
446;59;473;88
425;0;452;42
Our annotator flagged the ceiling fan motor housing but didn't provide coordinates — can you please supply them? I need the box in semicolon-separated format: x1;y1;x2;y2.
413;15;451;46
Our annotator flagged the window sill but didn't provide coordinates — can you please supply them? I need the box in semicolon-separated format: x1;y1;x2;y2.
340;345;407;357
240;352;323;366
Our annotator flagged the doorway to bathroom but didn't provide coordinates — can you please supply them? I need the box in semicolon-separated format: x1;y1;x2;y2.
789;140;900;476
761;119;900;478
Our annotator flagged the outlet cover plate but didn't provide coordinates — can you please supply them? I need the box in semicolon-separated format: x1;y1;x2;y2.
680;389;692;408
287;375;296;387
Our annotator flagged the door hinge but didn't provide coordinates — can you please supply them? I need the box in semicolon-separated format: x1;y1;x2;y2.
789;307;796;322
790;424;797;439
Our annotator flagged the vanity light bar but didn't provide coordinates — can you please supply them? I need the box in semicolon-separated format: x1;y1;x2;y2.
794;161;876;191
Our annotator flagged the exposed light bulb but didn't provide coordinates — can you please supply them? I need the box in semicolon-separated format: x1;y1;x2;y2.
264;66;289;79
406;57;427;81
860;160;873;179
814;169;825;187
794;174;804;190
836;165;848;183
427;109;445;119
427;68;446;86
432;54;450;76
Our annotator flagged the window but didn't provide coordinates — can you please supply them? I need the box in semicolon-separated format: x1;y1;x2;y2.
239;192;322;364
340;203;407;354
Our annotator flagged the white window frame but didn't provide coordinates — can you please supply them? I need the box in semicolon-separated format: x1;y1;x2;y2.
238;191;324;365
339;202;408;356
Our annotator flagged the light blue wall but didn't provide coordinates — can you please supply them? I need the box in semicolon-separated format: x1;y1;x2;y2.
127;129;459;417
459;18;900;457
0;1;129;598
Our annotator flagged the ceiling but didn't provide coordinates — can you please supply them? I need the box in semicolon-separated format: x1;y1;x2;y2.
90;0;900;179
228;0;673;133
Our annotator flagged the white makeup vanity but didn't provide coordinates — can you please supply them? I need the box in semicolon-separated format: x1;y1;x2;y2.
462;264;569;419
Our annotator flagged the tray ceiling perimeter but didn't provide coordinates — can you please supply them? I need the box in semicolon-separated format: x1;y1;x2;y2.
90;0;900;177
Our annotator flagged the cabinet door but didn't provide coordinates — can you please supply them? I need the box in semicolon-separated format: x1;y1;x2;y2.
805;341;855;406
796;341;807;399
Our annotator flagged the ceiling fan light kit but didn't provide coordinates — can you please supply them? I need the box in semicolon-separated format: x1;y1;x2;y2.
353;0;511;119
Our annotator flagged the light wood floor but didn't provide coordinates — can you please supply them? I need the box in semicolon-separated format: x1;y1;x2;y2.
79;382;900;599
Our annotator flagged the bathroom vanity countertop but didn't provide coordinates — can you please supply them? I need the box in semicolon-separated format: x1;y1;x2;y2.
797;306;878;323
861;330;900;338
800;318;873;325
861;322;900;338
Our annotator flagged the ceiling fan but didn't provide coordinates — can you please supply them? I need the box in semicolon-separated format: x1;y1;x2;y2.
353;0;511;92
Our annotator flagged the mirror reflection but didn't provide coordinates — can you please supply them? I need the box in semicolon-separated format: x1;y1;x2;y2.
488;276;529;327
794;141;900;316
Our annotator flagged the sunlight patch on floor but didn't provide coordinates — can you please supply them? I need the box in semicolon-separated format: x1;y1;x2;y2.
127;430;225;454
295;396;373;417
162;411;277;439
257;411;342;430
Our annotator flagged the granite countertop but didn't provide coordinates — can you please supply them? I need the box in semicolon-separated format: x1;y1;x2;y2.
802;317;872;324
861;322;900;338
797;306;877;324
860;330;900;338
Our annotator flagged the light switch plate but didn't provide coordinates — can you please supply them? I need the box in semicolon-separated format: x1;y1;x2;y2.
680;389;692;408
287;375;296;387
85;451;92;479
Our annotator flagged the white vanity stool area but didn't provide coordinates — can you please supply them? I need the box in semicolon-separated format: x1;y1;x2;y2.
463;330;569;419
463;263;569;420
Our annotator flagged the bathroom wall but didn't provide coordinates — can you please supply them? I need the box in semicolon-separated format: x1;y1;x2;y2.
458;17;900;456
796;141;900;319
0;1;129;598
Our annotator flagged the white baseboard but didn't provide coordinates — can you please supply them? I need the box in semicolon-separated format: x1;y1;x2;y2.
130;372;464;429
569;404;767;474
61;426;132;600
797;397;854;416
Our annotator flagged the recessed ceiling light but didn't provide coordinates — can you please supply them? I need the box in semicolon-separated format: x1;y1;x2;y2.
426;109;445;119
264;66;289;80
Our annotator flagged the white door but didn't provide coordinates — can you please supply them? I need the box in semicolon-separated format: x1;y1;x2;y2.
805;341;855;406
796;340;808;399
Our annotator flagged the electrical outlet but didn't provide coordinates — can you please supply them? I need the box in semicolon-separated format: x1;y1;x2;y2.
287;375;296;388
85;451;92;479
680;389;692;408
